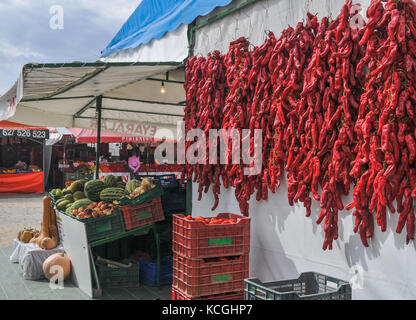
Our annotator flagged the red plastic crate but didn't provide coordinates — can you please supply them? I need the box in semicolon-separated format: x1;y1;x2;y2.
173;258;248;293
173;252;249;278
173;275;245;298
120;197;165;230
172;288;244;300
172;213;250;258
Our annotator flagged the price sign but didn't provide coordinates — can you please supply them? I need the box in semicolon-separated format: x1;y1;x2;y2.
0;129;49;139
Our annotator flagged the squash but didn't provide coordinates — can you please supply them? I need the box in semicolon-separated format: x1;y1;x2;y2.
40;224;59;250
42;252;71;280
20;231;33;243
36;196;59;250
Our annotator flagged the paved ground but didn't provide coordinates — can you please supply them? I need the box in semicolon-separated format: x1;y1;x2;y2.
0;194;44;247
0;245;171;300
0;195;172;300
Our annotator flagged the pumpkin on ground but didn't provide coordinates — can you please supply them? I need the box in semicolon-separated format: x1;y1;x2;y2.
43;253;71;280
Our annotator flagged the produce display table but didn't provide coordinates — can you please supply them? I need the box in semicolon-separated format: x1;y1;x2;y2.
55;210;161;298
0;171;44;194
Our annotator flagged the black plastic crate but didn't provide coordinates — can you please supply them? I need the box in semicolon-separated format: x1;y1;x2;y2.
162;190;186;213
244;272;351;300
96;258;140;288
157;174;179;189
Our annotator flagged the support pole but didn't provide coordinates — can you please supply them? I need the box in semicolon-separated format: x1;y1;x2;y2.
42;140;46;193
95;95;102;179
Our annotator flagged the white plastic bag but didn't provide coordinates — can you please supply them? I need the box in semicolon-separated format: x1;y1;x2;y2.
10;239;65;280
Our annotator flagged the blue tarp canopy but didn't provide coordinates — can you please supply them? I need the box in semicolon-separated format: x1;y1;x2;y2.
101;0;232;58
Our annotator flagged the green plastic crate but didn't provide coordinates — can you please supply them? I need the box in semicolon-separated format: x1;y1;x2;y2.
76;209;125;243
49;192;63;205
244;272;352;300
96;258;140;288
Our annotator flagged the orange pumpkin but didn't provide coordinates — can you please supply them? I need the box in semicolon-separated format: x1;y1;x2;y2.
43;253;71;280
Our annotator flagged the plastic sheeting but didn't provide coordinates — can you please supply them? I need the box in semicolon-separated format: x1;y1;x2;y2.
194;0;371;56
190;0;415;300
101;0;233;58
101;24;188;63
0;62;185;140
10;239;65;280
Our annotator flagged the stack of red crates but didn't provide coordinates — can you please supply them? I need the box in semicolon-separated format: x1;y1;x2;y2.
171;213;250;300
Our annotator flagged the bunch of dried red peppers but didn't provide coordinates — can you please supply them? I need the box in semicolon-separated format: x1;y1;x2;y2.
182;0;416;249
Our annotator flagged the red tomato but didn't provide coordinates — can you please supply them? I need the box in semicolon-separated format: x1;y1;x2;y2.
204;218;211;224
230;219;237;224
185;215;193;221
195;216;204;221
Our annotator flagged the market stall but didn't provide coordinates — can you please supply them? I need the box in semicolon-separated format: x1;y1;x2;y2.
0;120;49;194
0;57;191;297
101;0;416;300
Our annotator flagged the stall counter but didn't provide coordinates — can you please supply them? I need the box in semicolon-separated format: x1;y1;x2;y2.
0;171;44;194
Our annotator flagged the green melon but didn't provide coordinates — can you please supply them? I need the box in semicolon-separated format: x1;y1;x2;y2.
84;180;106;202
68;199;94;212
100;187;125;202
126;179;141;194
103;175;118;187
69;180;84;193
73;191;86;201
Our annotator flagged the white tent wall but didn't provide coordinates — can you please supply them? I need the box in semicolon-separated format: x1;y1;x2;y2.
191;0;416;300
100;24;189;63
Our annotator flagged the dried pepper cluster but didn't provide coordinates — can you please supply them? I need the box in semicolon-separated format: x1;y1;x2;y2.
182;0;416;250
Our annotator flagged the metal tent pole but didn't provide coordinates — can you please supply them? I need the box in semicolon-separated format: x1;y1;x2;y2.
95;95;103;179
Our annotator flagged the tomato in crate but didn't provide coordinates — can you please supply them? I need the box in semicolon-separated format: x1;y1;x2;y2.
120;197;164;231
172;213;250;258
172;252;248;297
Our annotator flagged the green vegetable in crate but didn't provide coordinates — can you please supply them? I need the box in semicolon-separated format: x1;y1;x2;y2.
100;187;125;202
62;188;72;195
103;175;118;187
116;181;126;189
84;180;106;202
64;194;74;202
56;200;71;211
126;179;141;194
73;191;86;201
68;199;94;211
56;198;71;207
69;180;85;193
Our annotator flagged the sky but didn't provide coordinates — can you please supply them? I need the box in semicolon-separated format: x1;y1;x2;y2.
0;0;142;95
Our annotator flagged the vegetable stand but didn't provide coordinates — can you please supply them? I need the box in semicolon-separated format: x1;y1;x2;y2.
55;209;161;298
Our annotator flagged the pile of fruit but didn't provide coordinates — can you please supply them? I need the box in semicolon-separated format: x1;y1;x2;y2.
70;201;120;220
17;227;40;243
125;177;156;198
50;175;158;219
185;216;239;225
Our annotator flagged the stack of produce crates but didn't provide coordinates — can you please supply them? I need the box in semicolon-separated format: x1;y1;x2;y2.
172;213;250;300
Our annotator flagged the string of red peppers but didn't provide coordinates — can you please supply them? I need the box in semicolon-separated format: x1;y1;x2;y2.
182;0;416;250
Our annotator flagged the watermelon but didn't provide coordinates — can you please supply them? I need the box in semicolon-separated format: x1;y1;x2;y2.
103;175;118;187
68;199;94;212
84;180;106;202
100;187;125;202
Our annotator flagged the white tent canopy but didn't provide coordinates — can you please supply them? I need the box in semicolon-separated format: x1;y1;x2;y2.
0;62;185;141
